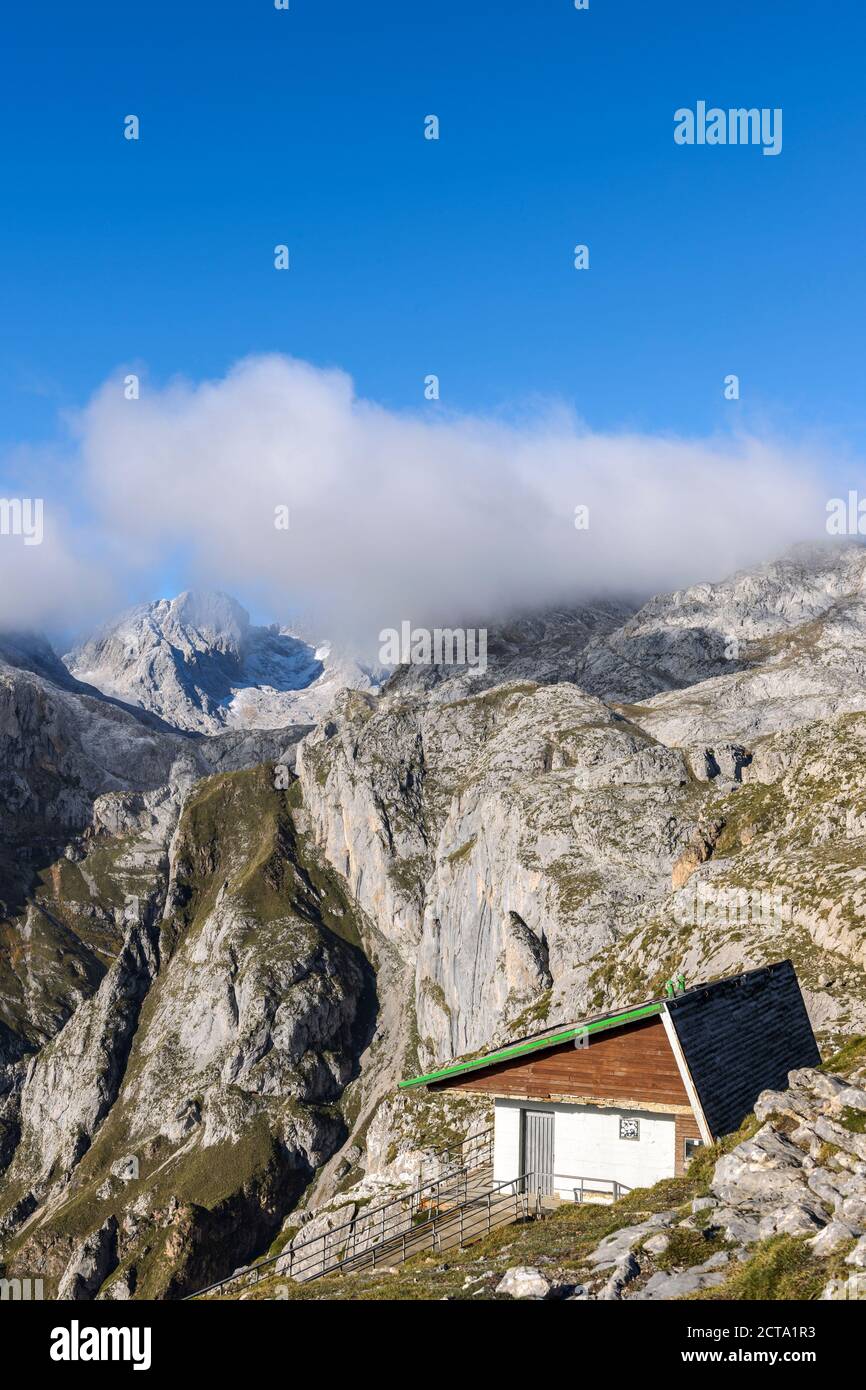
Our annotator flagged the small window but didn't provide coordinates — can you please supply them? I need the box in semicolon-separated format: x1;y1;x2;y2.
684;1138;703;1166
619;1117;640;1141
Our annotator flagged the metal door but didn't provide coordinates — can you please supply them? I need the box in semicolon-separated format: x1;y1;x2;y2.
522;1110;555;1195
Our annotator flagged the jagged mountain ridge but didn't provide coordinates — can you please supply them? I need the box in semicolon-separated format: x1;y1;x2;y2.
64;590;382;734
1;540;866;1299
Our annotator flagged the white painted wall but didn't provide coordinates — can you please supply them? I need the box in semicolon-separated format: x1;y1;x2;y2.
493;1098;678;1198
493;1101;522;1187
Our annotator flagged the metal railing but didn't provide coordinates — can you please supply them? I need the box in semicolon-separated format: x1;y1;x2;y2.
186;1127;494;1299
324;1170;543;1278
419;1125;494;1189
563;1174;632;1204
199;1170;541;1297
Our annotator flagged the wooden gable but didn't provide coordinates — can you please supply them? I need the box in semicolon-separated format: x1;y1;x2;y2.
430;1015;693;1112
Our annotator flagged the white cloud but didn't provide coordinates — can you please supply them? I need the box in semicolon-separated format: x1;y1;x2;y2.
0;467;115;634
3;354;831;645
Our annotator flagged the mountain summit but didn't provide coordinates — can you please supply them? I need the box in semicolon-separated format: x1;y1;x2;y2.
64;590;379;734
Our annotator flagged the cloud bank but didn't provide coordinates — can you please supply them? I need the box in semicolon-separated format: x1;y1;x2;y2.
2;354;833;645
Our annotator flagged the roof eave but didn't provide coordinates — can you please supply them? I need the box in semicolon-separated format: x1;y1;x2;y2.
398;1001;665;1090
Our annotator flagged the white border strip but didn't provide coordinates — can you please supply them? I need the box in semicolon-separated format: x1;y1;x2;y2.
662;1006;713;1146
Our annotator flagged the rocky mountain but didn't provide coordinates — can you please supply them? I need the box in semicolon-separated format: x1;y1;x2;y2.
1;541;866;1299
65;590;382;734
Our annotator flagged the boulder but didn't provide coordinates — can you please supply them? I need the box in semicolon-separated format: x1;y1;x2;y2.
757;1203;824;1238
807;1167;849;1208
788;1069;846;1101
712;1124;811;1209
634;1265;726;1300
707;1206;763;1245
839;1195;866;1231
699;1251;730;1270
598;1252;640;1300
495;1266;551;1300
820;1274;866;1301
814;1116;866;1163
808;1221;858;1256
846;1235;866;1269
586;1213;675;1269
838;1087;866;1113
754;1087;815;1125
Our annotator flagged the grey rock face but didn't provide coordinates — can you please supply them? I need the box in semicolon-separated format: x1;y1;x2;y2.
9;919;159;1186
57;1217;118;1300
297;682;698;1059
0;742;373;1295
579;541;866;735
290;543;866;1075
383;603;635;702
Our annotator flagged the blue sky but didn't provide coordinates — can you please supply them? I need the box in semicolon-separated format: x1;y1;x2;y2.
3;1;865;455
0;2;863;635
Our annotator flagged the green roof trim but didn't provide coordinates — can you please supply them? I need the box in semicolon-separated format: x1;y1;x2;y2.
398;1001;665;1089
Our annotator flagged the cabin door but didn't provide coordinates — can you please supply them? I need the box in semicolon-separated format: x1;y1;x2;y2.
522;1110;555;1195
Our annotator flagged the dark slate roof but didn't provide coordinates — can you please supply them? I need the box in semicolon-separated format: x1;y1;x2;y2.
667;959;820;1140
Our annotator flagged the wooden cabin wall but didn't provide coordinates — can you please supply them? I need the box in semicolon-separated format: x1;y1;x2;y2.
431;1016;693;1110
